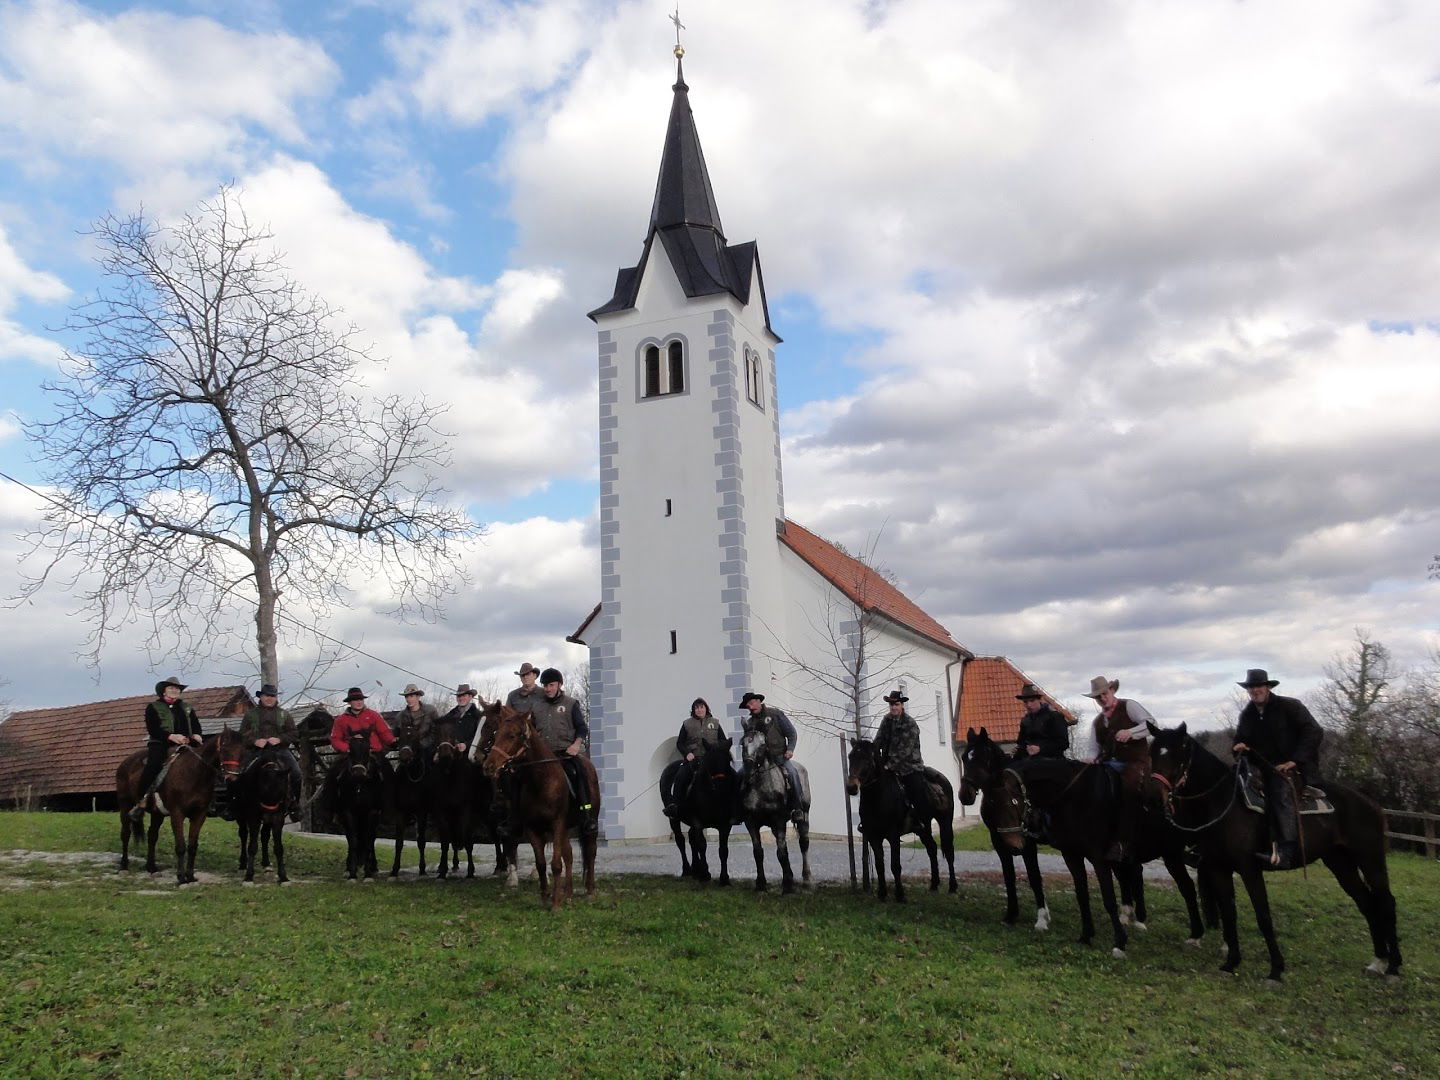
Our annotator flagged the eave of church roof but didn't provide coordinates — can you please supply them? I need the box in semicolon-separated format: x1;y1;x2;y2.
588;59;776;336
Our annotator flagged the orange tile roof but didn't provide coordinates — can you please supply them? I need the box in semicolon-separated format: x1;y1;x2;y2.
956;657;1076;744
779;520;966;656
0;686;251;800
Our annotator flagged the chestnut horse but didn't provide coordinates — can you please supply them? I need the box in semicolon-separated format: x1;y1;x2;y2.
481;704;599;909
117;726;245;884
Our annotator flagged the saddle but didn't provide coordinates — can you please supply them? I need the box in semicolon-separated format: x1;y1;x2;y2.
1239;768;1334;816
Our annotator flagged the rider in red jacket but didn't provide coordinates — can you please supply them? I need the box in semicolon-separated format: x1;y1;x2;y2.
330;688;396;754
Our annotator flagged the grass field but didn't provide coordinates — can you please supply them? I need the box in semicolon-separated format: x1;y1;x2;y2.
1;812;1436;1078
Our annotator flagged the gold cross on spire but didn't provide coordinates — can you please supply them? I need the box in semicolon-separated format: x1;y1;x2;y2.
670;5;685;59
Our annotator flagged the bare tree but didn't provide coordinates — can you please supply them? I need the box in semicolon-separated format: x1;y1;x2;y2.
762;531;919;739
16;189;481;689
1311;630;1393;788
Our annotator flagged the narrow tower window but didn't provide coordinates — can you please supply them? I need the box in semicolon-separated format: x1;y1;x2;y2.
669;630;678;654
640;339;687;398
743;346;753;401
668;340;684;393
664;498;672;517
746;347;764;408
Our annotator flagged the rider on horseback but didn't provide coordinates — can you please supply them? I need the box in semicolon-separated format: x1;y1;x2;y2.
1232;668;1325;870
445;682;484;758
739;692;804;822
329;688;396;777
872;690;931;817
532;667;598;836
238;683;303;822
1012;683;1069;760
1085;674;1156;862
396;684;439;759
129;676;205;822
663;697;730;818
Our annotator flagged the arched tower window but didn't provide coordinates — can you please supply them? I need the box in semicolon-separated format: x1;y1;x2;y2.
640;338;688;399
745;345;764;409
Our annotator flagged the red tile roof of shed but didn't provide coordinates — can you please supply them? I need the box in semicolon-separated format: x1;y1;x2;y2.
0;686;251;800
956;657;1076;744
778;520;966;655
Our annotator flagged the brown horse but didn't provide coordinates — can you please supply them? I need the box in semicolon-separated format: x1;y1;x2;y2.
481;703;599;909
117;726;245;884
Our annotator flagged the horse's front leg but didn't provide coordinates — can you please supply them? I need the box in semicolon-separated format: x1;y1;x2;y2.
774;823;796;895
463;813;475;878
119;811;132;872
415;810;428;876
717;826;731;887
797;819;812;887
691;826;711;883
1093;856;1129;958
237;817;249;872
261;822;272;868
244;816;259;883
888;832;906;903
868;832;888;900
1237;864;1285;983
390;812;407;878
919;826;940;891
938;817;958;893
436;812;451;880
272;822;288;884
1211;864;1242;973
1163;850;1205;945
1063;849;1095;945
170;812;189;885
998;844;1021;924
557;821;574;905
748;823;767;891
144;813;163;874
1022;841;1050;930
531;833;551;905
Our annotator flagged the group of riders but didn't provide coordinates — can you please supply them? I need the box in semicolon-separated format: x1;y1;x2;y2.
128;662;598;840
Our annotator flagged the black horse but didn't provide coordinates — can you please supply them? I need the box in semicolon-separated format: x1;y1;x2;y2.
664;741;740;885
332;732;387;881
993;757;1131;957
430;718;474;880
1149;722;1401;982
388;717;432;878
959;728;1050;929
234;745;292;885
845;739;957;901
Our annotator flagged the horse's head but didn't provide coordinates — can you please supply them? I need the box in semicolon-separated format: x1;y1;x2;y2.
215;724;245;781
845;739;880;796
991;766;1030;850
958;726;1002;806
699;739;734;779
1147;721;1191;795
740;728;766;769
477;697;504;756
434;718;461;763
481;705;530;780
255;745;291;807
394;716;422;763
347;731;372;777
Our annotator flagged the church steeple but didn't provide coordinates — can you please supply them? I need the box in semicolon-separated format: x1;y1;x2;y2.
648;58;725;238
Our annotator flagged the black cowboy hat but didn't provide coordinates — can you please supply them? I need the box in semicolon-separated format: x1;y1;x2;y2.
154;676;187;695
343;687;367;703
738;691;765;708
256;683;280;697
883;690;908;704
539;667;564;685
1237;668;1280;688
1015;683;1044;701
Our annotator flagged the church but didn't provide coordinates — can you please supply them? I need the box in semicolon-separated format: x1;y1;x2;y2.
570;50;971;841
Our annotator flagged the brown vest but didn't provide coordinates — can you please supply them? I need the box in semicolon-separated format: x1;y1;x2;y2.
1094;700;1150;765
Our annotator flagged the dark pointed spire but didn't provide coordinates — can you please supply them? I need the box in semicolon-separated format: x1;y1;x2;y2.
648;56;724;237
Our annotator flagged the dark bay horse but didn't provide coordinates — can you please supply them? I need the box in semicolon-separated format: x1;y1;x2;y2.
234;745;293;885
845;739;957;901
481;705;599;909
959;728;1050;929
739;730;812;894
333;732;387;882
388;716;432;877
471;699;519;880
117;726;244;885
993;757;1131;957
430;718;474;880
1149;722;1401;982
665;741;740;885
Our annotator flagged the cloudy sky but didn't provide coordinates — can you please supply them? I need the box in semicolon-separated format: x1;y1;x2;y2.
1;0;1437;726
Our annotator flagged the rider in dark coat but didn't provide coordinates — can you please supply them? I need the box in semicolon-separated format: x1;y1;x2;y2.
238;683;303;820
1233;668;1324;869
663;697;730;817
873;690;931;815
129;676;204;822
532;667;597;835
1012;683;1069;759
443;683;483;757
740;692;804;821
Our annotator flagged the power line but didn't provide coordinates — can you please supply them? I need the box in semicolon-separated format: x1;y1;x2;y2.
0;467;462;697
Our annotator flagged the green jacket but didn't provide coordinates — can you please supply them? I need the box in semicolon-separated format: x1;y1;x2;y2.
239;705;297;747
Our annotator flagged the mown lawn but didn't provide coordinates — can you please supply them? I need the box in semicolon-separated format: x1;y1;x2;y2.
1;812;1436;1078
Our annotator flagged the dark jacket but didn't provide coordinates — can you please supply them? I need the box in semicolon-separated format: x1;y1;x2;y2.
533;692;589;754
444;702;483;747
143;697;203;742
1014;704;1069;759
743;705;796;759
394;703;439;750
677;714;729;758
506;685;542;715
873;711;923;775
1236;693;1322;774
239;705;297;748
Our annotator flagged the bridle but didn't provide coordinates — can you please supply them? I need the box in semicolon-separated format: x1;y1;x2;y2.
995;767;1031;835
485;724;534;774
1152;736;1241;833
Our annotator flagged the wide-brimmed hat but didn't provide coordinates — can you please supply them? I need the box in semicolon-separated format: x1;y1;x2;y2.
155;676;187;695
883;690;908;705
1237;668;1279;689
539;667;564;685
455;683;476;697
738;691;765;709
402;683;424;697
1015;683;1044;701
1083;675;1119;699
515;662;539;677
343;687;367;703
256;683;280;698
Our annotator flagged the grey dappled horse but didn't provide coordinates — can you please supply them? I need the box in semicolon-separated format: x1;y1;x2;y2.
739;729;813;893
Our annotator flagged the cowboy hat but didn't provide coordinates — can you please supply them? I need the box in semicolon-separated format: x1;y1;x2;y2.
1083;675;1119;699
1015;683;1044;701
154;676;187;695
515;662;540;677
454;683;476;697
256;683;280;698
1237;668;1280;688
882;690;908;704
343;687;367;703
738;691;765;709
402;683;424;697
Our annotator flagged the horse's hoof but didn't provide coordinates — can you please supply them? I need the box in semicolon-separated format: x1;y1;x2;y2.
1119;906;1132;927
1365;957;1388;976
344;878;357;886
718;876;730;887
1384;973;1402;983
1263;977;1283;989
242;880;256;888
1133;921;1148;932
506;871;519;888
362;878;375;885
1112;948;1127;960
279;879;292;887
1184;938;1202;949
948;882;958;894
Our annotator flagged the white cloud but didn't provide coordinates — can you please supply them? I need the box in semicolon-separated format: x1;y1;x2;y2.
0;222;68;366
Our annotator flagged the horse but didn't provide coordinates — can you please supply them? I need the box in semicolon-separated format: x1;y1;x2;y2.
430;717;474;880
1148;722;1401;982
664;741;740;885
388;716;432;877
116;726;245;885
959;728;1051;929
992;756;1131;957
473;699;521;880
233;745;293;885
481;704;599;909
845;739;957;901
332;732;388;881
739;729;812;894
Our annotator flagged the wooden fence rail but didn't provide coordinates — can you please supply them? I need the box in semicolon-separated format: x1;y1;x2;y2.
1383;807;1439;858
